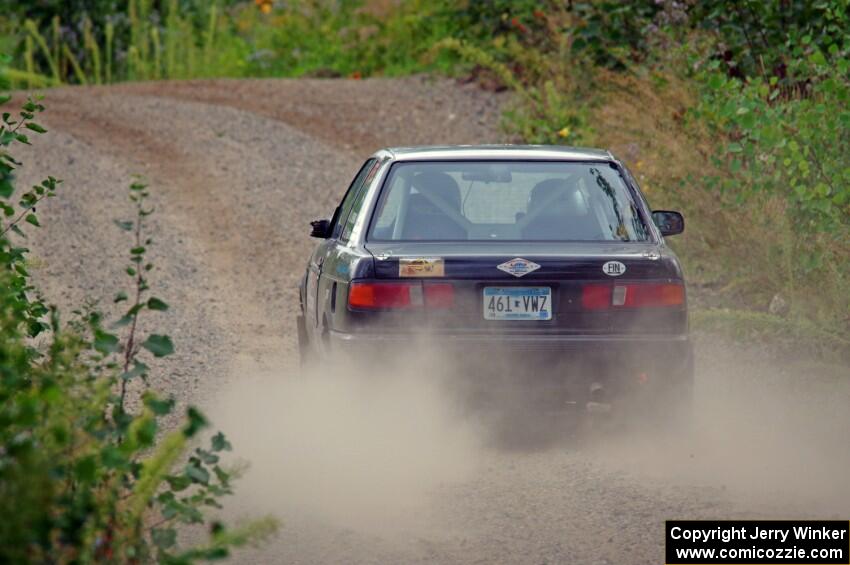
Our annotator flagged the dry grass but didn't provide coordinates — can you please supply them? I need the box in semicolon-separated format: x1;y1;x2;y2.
588;68;733;291
584;66;848;331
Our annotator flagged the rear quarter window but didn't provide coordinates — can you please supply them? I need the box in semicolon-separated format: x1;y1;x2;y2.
341;159;382;242
332;158;376;239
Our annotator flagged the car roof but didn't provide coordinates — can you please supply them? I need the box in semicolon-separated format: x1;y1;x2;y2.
376;144;614;162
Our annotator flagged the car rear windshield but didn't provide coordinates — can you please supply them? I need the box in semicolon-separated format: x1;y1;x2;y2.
368;160;650;242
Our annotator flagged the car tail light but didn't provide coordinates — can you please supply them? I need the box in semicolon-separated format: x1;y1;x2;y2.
622;283;684;307
349;281;454;310
349;282;413;309
582;283;684;310
581;284;611;310
423;283;454;309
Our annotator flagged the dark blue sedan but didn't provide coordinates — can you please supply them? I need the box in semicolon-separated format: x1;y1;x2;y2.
298;146;692;417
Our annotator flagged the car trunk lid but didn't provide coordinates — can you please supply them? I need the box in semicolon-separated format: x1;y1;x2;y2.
362;242;682;335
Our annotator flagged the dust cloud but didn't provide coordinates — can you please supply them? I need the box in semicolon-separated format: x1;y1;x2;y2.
211;346;486;533
212;335;850;539
589;340;850;516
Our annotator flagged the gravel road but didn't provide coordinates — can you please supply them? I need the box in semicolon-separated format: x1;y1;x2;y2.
16;77;850;564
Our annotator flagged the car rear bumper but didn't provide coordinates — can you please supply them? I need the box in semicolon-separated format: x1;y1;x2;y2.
328;332;693;406
327;329;692;396
328;328;690;353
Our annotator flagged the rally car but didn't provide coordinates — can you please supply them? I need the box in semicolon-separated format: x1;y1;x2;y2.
297;146;692;415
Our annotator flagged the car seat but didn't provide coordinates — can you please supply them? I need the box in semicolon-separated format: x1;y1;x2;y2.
521;178;603;240
401;172;467;240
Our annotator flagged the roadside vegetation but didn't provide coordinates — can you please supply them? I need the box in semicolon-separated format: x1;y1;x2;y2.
0;95;276;562
0;4;850;304
1;1;847;336
6;0;843;347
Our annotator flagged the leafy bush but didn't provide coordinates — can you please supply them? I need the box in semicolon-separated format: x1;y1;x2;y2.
569;1;663;68
689;30;850;326
689;0;849;81
698;58;850;233
0;95;276;562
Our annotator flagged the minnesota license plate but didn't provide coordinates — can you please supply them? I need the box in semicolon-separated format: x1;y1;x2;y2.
483;287;552;321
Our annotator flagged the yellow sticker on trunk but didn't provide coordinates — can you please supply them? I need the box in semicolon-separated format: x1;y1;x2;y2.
399;257;445;277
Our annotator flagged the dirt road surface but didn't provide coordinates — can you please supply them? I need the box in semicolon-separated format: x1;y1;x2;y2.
18;78;850;564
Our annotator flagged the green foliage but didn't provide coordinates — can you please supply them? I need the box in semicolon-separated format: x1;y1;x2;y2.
570;1;663;68
3;0;848;334
0;95;276;563
435;0;850;332
433;6;592;147
0;95;58;335
689;27;850;327
697;61;850;233
690;0;850;81
1;0;565;84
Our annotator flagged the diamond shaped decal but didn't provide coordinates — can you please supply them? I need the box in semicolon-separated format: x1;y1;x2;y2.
497;257;541;278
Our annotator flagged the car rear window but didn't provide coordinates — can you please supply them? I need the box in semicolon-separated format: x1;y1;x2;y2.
368;160;650;242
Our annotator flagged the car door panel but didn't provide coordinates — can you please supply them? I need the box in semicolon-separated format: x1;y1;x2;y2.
310;158;378;344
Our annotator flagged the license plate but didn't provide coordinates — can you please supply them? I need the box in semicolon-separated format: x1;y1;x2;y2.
483;287;552;321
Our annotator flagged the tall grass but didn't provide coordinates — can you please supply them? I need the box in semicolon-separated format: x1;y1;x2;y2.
5;1;248;87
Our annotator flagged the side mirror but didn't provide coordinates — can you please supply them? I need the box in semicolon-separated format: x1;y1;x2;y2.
652;210;684;236
310;219;332;239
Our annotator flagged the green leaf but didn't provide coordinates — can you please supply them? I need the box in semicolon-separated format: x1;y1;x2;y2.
24;122;47;134
94;329;120;355
147;297;169;311
185;462;210;485
809;49;827;67
211;432;232;452
114;219;133;231
135;417;157;447
144;393;173;415
114;291;128;303
19;192;37;208
0;131;19;146
213;465;230;486
24;213;39;227
183;406;207;438
0;177;13;198
0;95;10;106
121;360;149;381
196;448;219;465
101;446;126;469
166;474;192;492
141;334;174;357
130;246;145;255
111;314;133;329
126;303;144;317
